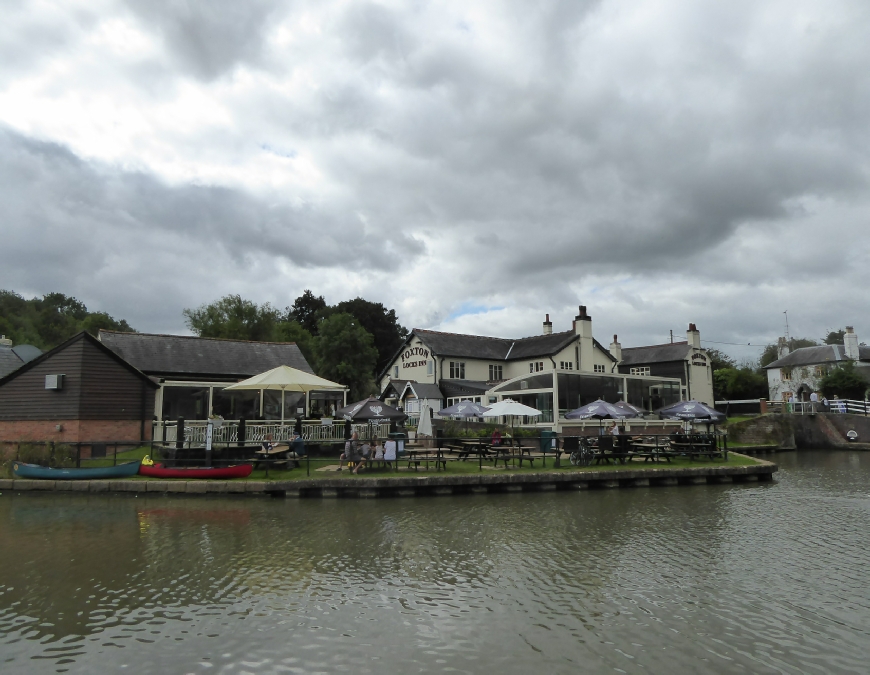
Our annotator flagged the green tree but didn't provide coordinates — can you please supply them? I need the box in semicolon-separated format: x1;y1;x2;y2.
706;348;735;372
819;361;869;400
0;290;136;350
183;295;278;341
327;297;409;375
713;367;769;401
286;290;327;335
823;329;846;345
81;312;134;335
760;338;818;367
314;313;378;400
275;320;315;365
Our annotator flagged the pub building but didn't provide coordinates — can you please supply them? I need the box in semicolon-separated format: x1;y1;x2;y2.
98;331;347;422
378;307;714;428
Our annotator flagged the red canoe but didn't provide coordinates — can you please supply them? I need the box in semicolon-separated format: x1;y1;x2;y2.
139;463;253;479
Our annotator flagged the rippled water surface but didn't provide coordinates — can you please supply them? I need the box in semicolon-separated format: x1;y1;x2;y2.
2;451;869;674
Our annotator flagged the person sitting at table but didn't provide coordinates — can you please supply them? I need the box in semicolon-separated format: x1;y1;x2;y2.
338;431;359;471
372;436;385;462
354;441;371;474
383;438;397;468
609;421;620;436
261;433;277;453
287;432;305;469
491;429;503;446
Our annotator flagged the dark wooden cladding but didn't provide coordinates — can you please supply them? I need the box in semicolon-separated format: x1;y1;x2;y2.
79;338;155;420
0;339;84;420
617;361;687;384
0;334;155;421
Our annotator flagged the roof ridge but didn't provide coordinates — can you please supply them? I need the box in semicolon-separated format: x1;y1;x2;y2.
622;341;689;350
99;329;298;347
414;328;513;343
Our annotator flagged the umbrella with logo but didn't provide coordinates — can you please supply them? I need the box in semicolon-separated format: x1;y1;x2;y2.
336;396;407;443
565;399;637;435
657;400;725;424
436;400;491;433
615;400;646;416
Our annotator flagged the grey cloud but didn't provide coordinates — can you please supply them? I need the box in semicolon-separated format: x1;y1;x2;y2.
123;0;281;80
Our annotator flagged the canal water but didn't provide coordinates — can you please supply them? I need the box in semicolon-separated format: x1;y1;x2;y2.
1;451;868;674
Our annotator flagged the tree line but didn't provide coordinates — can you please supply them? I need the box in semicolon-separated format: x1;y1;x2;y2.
182;291;408;400
0;290;134;350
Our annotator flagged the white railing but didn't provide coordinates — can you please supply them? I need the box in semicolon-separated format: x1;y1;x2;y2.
152;420;393;447
767;399;869;415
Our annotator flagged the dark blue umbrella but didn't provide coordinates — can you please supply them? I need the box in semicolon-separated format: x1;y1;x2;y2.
565;399;638;420
615;400;646;416
337;396;407;421
436;401;491;417
657;400;725;423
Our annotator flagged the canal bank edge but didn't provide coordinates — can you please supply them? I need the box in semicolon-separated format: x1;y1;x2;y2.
0;455;776;497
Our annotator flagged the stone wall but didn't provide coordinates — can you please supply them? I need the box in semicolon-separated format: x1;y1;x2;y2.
727;413;870;448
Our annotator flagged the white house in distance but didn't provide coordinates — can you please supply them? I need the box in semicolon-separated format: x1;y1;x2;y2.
764;326;870;402
378;306;714;427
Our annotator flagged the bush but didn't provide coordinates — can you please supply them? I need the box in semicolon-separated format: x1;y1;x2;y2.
15;443;76;468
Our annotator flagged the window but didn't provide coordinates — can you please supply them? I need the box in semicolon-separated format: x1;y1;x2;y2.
427;360;434;376
489;364;503;381
781;368;791;381
630;367;651;376
593;364;605;373
559;361;574;370
529;361;544;373
393;366;399;378
450;361;466;379
488;396;497;404
814;366;825;377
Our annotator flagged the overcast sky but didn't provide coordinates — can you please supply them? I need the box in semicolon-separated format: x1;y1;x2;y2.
2;0;868;362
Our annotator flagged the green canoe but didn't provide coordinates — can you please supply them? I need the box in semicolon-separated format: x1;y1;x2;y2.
12;460;142;480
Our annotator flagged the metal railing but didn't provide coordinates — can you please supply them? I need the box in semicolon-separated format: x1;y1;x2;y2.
767;399;869;416
152;419;393;447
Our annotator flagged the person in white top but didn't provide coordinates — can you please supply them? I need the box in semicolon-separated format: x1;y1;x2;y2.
609;421;620;436
383;439;397;467
810;391;819;413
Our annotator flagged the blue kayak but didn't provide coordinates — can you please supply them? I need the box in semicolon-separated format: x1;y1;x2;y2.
12;460;142;480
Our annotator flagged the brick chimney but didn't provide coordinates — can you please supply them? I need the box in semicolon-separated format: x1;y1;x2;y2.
777;336;790;359
609;334;622;362
543;314;552;335
573;305;594;371
844;326;860;360
687;323;701;349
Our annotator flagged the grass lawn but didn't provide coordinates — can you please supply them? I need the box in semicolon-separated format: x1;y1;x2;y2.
65;446;760;483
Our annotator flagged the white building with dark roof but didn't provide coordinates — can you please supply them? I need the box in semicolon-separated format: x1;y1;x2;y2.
379;307;711;426
764;326;870;402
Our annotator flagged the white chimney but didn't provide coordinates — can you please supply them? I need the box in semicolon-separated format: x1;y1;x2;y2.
844;326;860;360
0;335;12;347
609;334;622;362
777;337;790;359
543;314;552;335
573;305;594;370
687;323;701;349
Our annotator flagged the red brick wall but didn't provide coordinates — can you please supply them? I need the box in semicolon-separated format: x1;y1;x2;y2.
0;419;151;444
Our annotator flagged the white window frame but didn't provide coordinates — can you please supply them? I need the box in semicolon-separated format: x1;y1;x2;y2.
450;361;466;379
593;364;605;373
630;366;651;376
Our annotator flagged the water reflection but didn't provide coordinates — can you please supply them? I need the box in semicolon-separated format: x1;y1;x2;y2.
0;452;868;674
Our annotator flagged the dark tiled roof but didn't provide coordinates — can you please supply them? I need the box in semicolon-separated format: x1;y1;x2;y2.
98;330;313;380
439;379;490;398
0;348;23;379
0;332;157;389
413;328;615;362
12;344;42;363
380;379;409;399
765;345;870;369
619;342;692;365
404;382;443;400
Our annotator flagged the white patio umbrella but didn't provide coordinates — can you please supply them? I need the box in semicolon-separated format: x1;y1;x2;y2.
223;365;345;422
482;399;542;433
417;402;433;437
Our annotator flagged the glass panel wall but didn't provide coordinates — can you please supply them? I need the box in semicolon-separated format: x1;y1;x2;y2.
262;391;305;420
625;378;681;412
212;388;260;420
492;372;553;393
162;386;210;420
308;391;344;418
557;373;621;414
